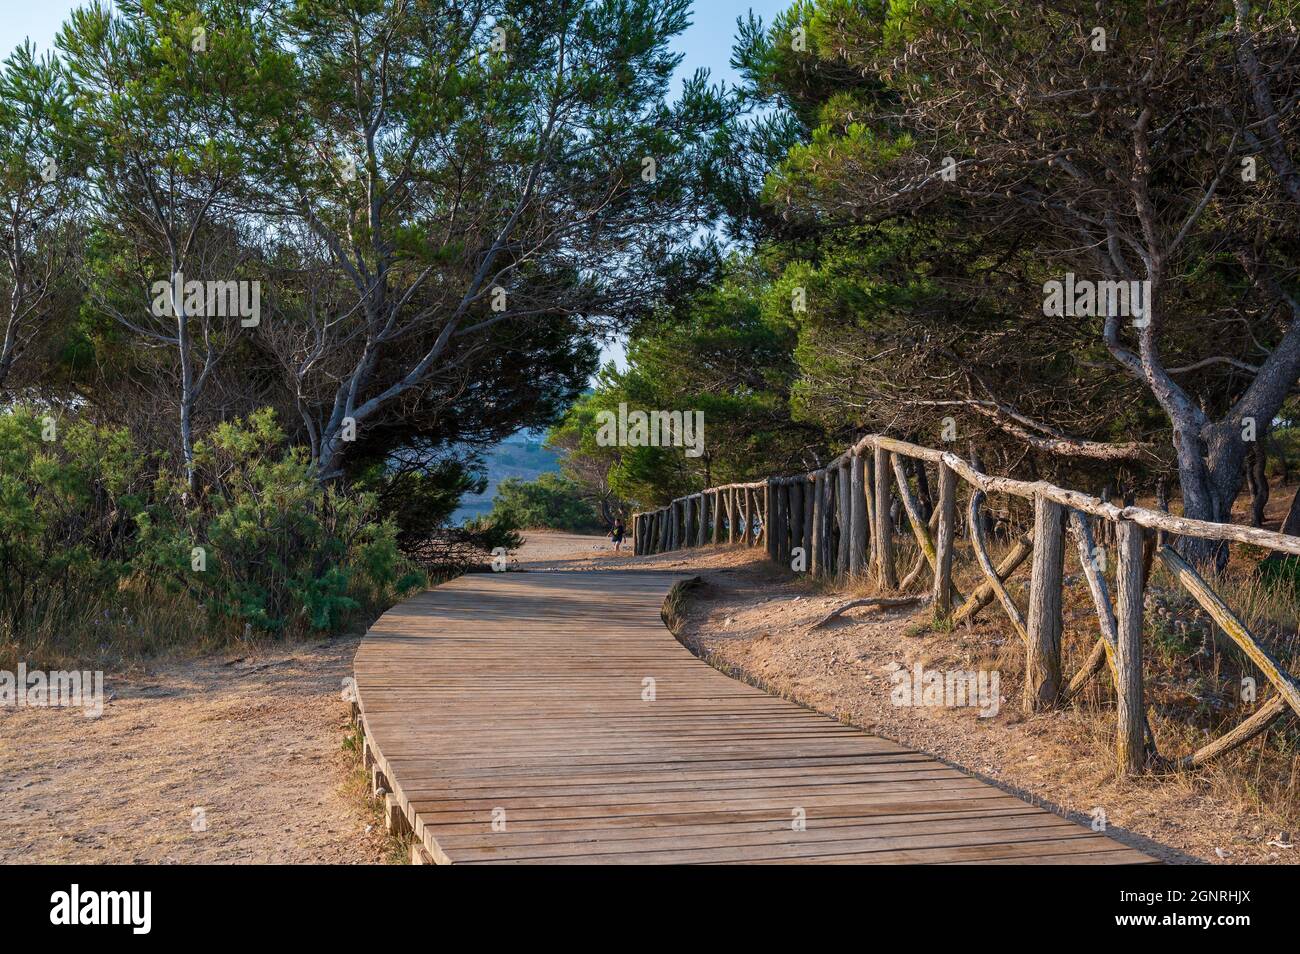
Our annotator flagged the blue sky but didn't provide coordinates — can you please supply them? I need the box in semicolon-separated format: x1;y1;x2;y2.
1;2;790;80
0;0;790;373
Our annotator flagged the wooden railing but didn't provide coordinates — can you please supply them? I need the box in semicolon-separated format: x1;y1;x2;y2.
632;433;1300;776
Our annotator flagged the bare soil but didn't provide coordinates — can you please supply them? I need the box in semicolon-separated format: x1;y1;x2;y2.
0;637;388;864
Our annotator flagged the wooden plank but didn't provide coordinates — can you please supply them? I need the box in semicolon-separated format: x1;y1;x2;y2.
353;570;1154;864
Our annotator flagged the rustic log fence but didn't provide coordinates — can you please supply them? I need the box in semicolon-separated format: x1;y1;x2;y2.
632;433;1300;777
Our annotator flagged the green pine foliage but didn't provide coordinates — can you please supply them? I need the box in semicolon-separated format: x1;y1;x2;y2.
488;473;605;534
548;258;829;508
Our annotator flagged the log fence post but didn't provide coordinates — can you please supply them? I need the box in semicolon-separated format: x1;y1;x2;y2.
810;471;825;575
1116;519;1146;776
826;470;837;574
836;463;851;577
766;479;778;561
874;446;897;588
932;460;957;616
741;488;753;546
789;478;804;572
801;475;814;570
776;481;788;563
1025;494;1065;712
850;454;868;576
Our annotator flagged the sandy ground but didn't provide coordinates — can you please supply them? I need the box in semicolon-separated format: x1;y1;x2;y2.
0;530;619;866
0;637;388;864
512;529;630;565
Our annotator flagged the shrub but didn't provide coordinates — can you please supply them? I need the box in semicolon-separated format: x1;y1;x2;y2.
134;409;423;635
0;408;151;659
488;473;605;533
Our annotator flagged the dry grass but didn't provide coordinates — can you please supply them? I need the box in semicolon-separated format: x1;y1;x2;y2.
0;580;225;673
341;723;410;865
0;636;392;863
0;564;424;674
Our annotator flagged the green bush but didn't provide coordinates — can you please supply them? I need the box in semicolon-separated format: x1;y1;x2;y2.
488;473;605;533
135;409;424;635
0;404;440;665
0;409;149;647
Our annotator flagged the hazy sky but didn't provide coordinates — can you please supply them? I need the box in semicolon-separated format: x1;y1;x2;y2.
0;0;790;373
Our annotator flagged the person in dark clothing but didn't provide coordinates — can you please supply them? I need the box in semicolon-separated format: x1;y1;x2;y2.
610;517;626;552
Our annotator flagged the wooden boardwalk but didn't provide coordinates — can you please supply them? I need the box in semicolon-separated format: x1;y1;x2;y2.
353;570;1155;864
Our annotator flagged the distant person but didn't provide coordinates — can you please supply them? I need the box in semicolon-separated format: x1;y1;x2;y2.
610;516;626;553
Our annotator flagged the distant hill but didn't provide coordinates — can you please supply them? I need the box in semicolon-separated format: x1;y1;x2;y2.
451;433;562;524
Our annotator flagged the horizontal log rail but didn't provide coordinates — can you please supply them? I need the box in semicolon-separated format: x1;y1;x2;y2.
631;433;1300;778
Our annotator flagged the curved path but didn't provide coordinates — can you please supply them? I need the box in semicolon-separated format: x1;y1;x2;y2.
353;570;1154;864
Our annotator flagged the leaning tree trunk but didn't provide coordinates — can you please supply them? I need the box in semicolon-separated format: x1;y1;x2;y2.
1249;431;1269;528
1280;489;1300;538
1153;420;1281;566
1173;418;1253;568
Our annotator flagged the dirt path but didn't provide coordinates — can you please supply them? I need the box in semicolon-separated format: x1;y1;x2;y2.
511;529;630;565
0;637;388;864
